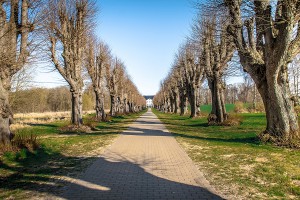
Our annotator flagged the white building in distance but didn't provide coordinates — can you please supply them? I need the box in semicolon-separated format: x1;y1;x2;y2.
144;95;154;108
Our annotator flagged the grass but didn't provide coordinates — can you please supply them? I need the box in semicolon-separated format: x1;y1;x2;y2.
0;110;146;199
153;109;300;200
200;104;235;114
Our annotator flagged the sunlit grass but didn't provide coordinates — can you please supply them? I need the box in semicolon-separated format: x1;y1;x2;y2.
154;109;300;200
200;104;235;114
0;109;146;199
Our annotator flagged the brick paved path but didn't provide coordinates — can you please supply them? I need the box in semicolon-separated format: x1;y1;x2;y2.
60;110;223;200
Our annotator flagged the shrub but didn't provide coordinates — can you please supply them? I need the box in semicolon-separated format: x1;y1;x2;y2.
255;102;265;113
11;133;39;152
247;102;265;113
0;131;39;156
59;124;92;134
294;106;300;114
103;115;112;122
234;101;248;113
221;114;243;126
83;115;99;130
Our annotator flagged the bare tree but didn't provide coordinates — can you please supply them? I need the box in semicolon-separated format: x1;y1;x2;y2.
169;75;179;114
224;0;300;146
106;58;125;116
180;42;205;118
202;17;235;124
86;39;111;121
46;0;95;126
0;0;42;144
176;65;188;116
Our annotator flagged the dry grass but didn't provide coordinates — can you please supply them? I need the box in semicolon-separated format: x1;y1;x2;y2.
15;110;95;119
221;114;243;126
11;111;97;131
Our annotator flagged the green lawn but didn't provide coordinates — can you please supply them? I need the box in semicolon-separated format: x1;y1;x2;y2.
153;109;300;200
0;110;146;199
200;104;235;114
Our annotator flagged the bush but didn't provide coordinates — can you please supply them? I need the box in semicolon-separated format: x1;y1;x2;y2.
0;131;39;157
255;102;265;112
247;102;265;113
295;106;300;114
83;115;99;130
234;101;248;113
11;133;39;152
221;114;243;126
103;115;112;122
59;124;92;134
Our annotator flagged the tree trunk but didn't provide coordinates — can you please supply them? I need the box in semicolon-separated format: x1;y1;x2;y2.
127;101;130;112
187;86;197;118
179;94;185;116
71;90;83;126
0;79;13;145
208;78;227;125
110;95;116;116
253;86;257;110
256;67;299;144
95;90;106;121
174;95;178;114
170;96;174;113
171;90;179;114
124;99;129;113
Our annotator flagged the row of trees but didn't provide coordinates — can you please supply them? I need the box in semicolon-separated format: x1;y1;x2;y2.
0;0;145;145
47;0;145;124
154;0;300;147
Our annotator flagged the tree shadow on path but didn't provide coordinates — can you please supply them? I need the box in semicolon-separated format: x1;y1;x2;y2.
0;151;223;200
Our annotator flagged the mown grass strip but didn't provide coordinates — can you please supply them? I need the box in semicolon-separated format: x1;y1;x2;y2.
154;109;300;200
0;110;146;199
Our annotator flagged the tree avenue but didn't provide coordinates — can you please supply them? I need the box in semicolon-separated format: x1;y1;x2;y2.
0;0;145;145
1;0;299;149
154;0;300;147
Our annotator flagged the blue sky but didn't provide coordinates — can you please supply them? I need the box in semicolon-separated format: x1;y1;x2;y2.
97;0;197;95
34;0;197;95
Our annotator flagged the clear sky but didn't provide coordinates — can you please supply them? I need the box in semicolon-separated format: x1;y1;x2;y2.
34;0;197;95
96;0;196;95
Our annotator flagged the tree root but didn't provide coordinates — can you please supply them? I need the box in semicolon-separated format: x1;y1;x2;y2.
259;130;300;148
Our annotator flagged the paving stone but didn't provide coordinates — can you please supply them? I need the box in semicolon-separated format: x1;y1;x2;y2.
55;110;224;200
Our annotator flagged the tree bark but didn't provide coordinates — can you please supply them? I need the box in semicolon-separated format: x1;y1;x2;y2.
0;78;13;144
173;92;178;114
254;65;299;143
208;77;227;124
71;89;83;126
110;95;116;116
179;92;186;116
187;85;198;118
0;0;34;144
95;90;106;121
